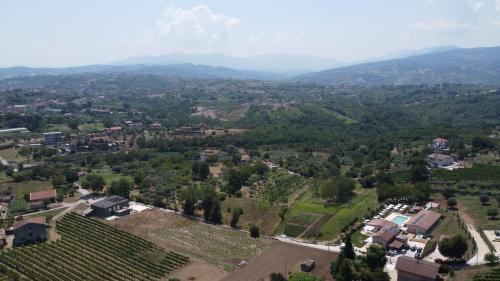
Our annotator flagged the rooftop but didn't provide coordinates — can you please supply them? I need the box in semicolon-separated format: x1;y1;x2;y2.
29;189;56;202
396;256;440;279
406;210;441;231
92;195;128;209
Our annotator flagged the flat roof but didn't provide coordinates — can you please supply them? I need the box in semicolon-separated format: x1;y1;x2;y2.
92;195;128;209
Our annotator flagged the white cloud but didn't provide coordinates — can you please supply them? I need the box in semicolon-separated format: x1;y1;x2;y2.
150;5;240;52
472;1;484;12
495;0;500;10
493;20;500;28
411;19;472;33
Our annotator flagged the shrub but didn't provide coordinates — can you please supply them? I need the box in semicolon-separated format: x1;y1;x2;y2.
250;224;260;238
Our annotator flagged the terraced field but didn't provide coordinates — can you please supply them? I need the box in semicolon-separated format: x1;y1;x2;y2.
0;213;189;281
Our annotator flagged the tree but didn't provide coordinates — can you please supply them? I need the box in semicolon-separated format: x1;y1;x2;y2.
230;207;242;228
447;197;457;209
63;168;79;183
192;161;210;180
209;197;222;224
365;244;387;270
269;273;286;281
496;195;500;207
250;224;260;238
487;208;498;219
81;174;105;194
182;187;196;215
330;252;344;277
321;176;355;203
253;161;269;176
410;164;429;183
484;252;499;265
480;195;490;205
67;118;80;130
336;260;355;281
438;234;468;261
51;174;65;188
342;235;356;260
108;178;133;199
201;193;214;220
227;168;244;194
442;187;455;199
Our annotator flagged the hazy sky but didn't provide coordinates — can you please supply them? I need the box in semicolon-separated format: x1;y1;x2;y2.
1;0;500;67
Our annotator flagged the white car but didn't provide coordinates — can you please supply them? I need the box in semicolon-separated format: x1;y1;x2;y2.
238;261;247;267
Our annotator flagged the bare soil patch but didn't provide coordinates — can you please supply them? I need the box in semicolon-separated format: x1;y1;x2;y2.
221;241;336;281
167;261;227;281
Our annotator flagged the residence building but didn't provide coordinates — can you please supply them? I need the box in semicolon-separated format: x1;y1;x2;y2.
43;131;62;145
29;189;56;205
426;153;454;168
89;195;130;217
11;217;47;246
432;138;448;150
395;256;440;281
372;226;399;247
406;210;441;235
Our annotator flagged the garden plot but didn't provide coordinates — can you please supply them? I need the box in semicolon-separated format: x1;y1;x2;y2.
283;212;322;237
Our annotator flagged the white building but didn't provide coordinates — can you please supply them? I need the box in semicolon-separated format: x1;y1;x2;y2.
426;153;454;168
43;132;62;145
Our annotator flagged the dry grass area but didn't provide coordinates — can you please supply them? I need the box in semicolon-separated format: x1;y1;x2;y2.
107;209;270;269
221;197;282;235
0;147;27;163
221;241;337;281
209;163;224;178
167;262;227;281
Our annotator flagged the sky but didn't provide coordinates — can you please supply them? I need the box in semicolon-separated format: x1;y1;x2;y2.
1;0;500;67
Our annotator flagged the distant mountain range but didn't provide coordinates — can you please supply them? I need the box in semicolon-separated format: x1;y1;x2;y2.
0;64;284;81
1;46;500;85
294;46;500;86
112;53;343;73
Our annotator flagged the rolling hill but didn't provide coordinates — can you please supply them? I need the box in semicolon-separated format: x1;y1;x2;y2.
294;47;500;86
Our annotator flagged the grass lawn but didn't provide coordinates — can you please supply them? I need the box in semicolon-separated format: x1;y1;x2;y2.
24;207;68;221
0;148;27;163
79;166;133;186
432;164;500;182
0;171;9;183
458;195;500;230
350;228;368;248
221;197;281;235
422;209;475;260
290;188;379;240
78;122;105;133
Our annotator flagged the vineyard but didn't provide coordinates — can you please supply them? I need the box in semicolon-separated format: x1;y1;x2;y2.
300;214;332;239
0;213;189;281
473;267;500;281
256;174;303;205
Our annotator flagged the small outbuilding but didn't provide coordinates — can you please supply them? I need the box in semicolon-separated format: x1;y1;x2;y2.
300;259;315;272
396;256;440;281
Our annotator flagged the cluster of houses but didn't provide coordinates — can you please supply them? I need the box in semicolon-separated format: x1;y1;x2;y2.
364;208;441;251
426;137;456;169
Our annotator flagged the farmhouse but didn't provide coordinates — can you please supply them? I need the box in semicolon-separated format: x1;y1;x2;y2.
372;226;399;247
432;137;448;150
406;210;441;235
11;217;47;246
90;195;130;217
29;189;56;205
426;153;453;168
395;256;440;281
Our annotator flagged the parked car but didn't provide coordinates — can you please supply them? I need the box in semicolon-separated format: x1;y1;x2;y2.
403;244;410;250
416;247;423;253
238;260;247;267
400;249;407;254
414;253;421;259
494;230;500;237
388;250;397;256
410;246;417;252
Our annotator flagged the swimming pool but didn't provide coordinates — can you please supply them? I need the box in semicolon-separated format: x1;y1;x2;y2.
392;215;408;225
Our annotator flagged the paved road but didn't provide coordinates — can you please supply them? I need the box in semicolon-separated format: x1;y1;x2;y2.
467;224;491;266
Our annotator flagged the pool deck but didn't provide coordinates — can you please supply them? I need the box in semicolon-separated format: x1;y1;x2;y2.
385;212;411;226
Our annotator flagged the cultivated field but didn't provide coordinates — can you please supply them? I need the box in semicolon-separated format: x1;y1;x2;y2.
108;209;271;270
221;241;336;281
0;213;189;280
458;195;500;230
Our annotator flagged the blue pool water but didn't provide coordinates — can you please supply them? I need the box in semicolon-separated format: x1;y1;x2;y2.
392;215;408;225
